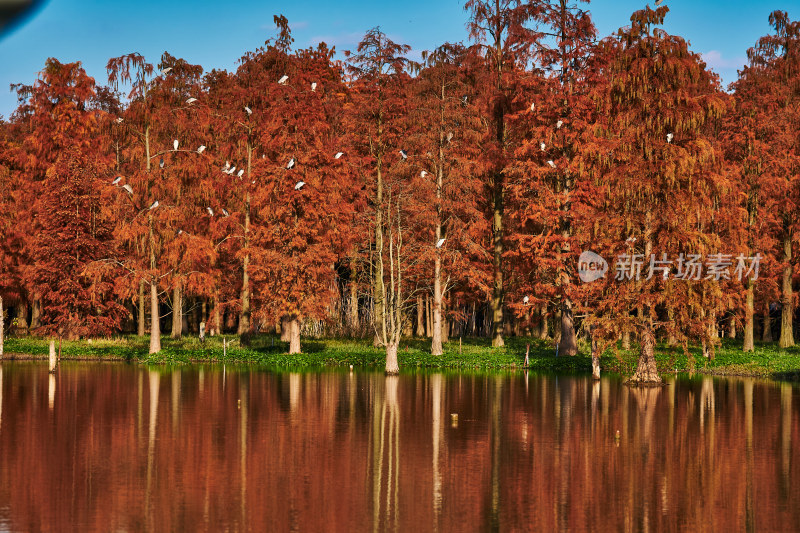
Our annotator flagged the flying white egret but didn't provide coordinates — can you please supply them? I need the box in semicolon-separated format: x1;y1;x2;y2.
556;120;563;129
540;142;546;151
237;169;245;177
278;74;289;85
228;166;236;174
334;152;344;159
122;184;133;194
161;67;172;75
461;95;468;105
655;0;664;5
436;238;446;248
173;139;179;151
197;145;206;154
530;102;535;111
399;149;408;160
149;200;159;210
159;158;164;169
547;160;556;168
667;132;673;143
115;117;123;123
244;106;252;115
207;207;214;216
421;170;428;177
112;176;122;185
295;181;305;190
222;208;229;217
523;295;530;304
311;82;317;91
186;97;197;105
286;158;295;169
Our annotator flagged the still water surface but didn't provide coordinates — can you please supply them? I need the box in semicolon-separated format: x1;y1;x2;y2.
0;362;797;531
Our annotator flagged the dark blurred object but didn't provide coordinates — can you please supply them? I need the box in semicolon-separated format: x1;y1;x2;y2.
0;0;45;39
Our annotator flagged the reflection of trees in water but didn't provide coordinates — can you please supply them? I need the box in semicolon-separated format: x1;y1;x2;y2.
370;375;400;532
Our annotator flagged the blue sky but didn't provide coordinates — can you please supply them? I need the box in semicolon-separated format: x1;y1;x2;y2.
0;0;792;119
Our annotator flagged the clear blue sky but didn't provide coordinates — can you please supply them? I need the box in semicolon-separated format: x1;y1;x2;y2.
0;0;793;119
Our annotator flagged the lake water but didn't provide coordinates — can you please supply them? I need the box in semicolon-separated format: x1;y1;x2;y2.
0;362;797;531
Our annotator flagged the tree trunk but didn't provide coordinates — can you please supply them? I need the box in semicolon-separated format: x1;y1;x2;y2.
138;279;146;336
416;294;425;337
432;257;443;356
558;302;578;356
622;329;631;350
727;314;736;339
238;155;252;335
213;291;221;336
349;270;359;335
288;317;301;354
171;284;182;339
762;302;773;342
30;294;40;330
779;232;794;348
490;172;504;348
385;341;399;375
591;328;600;380
13;302;28;335
426;293;433;338
280;315;291;342
537;305;549;340
149;280;161;354
0;296;4;359
743;278;754;352
628;324;662;385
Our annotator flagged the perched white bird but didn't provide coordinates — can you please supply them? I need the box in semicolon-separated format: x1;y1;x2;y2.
197;145;206;154
286;158;295;169
237;169;245;177
177;229;183;235
224;161;230;170
523;295;530;304
222;208;229;217
556;120;563;129
666;132;673;143
122;184;134;194
436;238;446;248
334;152;344;159
115;117;123;124
244;106;252;115
311;82;317;91
540;142;546;151
447;132;453;143
159;158;164;169
207;207;214;216
626;236;637;243
228;166;236;175
112;176;122;185
173;139;179;151
278;74;289;85
149;200;159;210
186;97;197;105
530;102;535;111
399;149;408;160
295;181;305;190
547;160;556;168
421;170;428;177
461;95;468;105
161;67;172;75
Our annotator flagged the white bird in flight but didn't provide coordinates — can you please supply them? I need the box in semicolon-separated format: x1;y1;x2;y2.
667;132;673;143
286;158;295;169
655;0;665;5
122;184;133;194
173;139;179;151
228;166;236;175
311;82;317;91
115;117;123;124
334;152;344;159
530;102;535;111
186;97;197;105
245;106;252;115
197;145;206;154
161;67;172;75
112;176;122;185
436;238;446;248
149;200;159;210
399;149;408;160
556;120;563;129
207;207;214;216
295;181;305;190
278;74;289;85
237;169;245;177
547;160;556;168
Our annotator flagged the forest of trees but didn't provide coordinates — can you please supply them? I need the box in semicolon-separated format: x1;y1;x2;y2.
0;3;798;380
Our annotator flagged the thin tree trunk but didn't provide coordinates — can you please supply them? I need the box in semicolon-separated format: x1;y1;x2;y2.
238;192;251;335
628;323;662;385
426;293;433;338
432;258;443;355
727;314;736;339
558;301;578;356
743;278;754;352
138;279;146;336
0;296;4;359
149;279;160;354
288;317;301;354
171;284;182;339
779;231;794;348
30;294;40;330
13;302;28;335
622;329;631;350
762;302;773;342
591;328;600;380
538;305;549;340
214;290;221;336
385;341;399;375
349;268;359;335
416;294;425;337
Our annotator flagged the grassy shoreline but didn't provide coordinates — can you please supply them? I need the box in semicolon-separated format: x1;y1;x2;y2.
2;334;800;380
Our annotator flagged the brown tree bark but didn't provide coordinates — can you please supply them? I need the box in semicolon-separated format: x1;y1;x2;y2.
0;295;4;359
29;294;40;330
288;317;301;354
416;294;425;337
385;341;399;375
280;315;291;342
349;270;359;335
591;328;600;380
628;324;662;385
138;279;146;336
779;232;794;348
743;278;754;352
171;284;182;339
558;302;578;356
